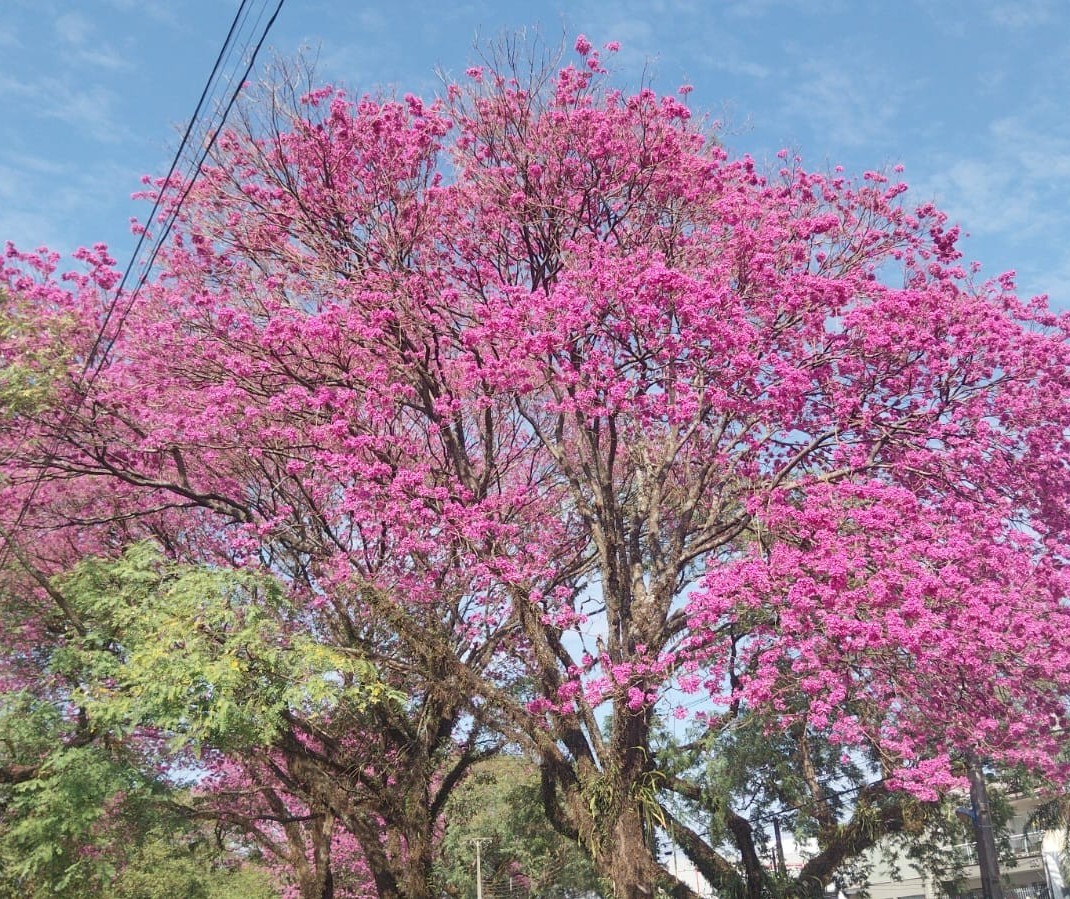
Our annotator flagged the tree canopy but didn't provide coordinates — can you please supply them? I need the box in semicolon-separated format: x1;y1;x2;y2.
1;36;1068;899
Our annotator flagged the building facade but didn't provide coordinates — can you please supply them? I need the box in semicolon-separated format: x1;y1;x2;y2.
843;796;1067;899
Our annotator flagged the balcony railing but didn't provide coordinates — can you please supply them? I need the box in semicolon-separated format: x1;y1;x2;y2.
953;883;1051;899
950;831;1046;865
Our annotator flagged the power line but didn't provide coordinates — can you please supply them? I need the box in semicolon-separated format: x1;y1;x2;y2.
753;777;887;825
101;0;286;362
84;0;259;371
0;0;287;574
667;776;888;847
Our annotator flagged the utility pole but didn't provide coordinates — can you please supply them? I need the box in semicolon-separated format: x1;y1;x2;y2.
772;816;787;878
966;752;1005;899
472;837;491;899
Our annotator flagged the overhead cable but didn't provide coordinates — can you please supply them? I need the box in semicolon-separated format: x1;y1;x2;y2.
0;0;287;572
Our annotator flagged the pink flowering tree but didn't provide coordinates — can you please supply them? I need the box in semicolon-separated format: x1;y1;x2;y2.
0;496;504;899
197;751;376;899
0;160;514;899
427;40;1070;897
3;36;1070;899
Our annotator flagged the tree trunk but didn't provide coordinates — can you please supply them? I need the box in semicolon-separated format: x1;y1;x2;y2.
598;803;664;899
398;832;437;899
343;809;437;899
300;869;334;899
302;809;336;899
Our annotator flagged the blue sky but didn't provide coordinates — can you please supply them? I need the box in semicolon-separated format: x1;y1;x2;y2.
3;0;1069;308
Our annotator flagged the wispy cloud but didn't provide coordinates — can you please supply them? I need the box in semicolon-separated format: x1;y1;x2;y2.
102;0;180;27
53;11;129;71
572;0;779;94
0;155;138;254
917;111;1070;237
911;107;1070;305
55;11;91;45
984;0;1059;28
919;158;1039;238
722;0;848;17
988;115;1070;180
0;73;127;144
779;58;906;149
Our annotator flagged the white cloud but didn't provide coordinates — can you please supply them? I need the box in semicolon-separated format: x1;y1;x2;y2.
102;0;181;27
75;47;129;71
0;152;67;178
723;0;848;17
904;0;1060;34
916;111;1070;238
571;0;777;97
714;57;771;79
919;158;1040;238
52;11;129;71
0;155;137;254
0;73;127;144
909;106;1070;307
55;12;91;46
1021;252;1070;306
779;58;906;148
51;83;126;142
985;0;1059;28
988;116;1070;179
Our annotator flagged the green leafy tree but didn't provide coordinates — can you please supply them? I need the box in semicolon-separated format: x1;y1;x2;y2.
0;692;278;898
0;286;71;418
107;834;279;899
52;542;393;752
654;713;1027;899
1013;775;1070;885
438;756;605;899
0;543;394;897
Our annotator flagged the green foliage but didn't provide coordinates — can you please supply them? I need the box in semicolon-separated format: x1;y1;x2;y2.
656;713;914;896
654;715;1030;898
0;287;70;418
0;803;280;899
2;745;135;893
0;693;280;899
54;541;398;752
0;690;64;766
1027;794;1070;884
0;543;400;896
658;712;870;853
106;836;280;899
0;693;130;894
0;693;248;897
437;756;605;899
